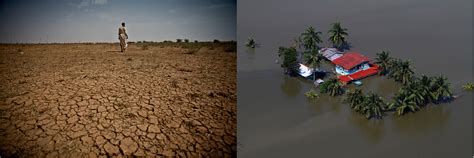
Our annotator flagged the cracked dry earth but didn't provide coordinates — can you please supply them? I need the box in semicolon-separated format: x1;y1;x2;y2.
0;43;236;157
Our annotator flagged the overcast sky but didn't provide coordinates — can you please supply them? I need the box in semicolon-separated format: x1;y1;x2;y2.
0;0;236;43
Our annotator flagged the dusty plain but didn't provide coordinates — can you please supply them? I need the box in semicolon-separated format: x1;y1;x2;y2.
0;42;236;157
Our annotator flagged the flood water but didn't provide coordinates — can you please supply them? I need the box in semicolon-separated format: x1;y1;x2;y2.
237;0;472;157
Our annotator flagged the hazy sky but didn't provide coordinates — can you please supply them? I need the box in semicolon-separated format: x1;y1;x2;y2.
0;0;236;43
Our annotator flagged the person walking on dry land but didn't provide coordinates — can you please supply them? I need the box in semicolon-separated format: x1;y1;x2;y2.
118;22;128;52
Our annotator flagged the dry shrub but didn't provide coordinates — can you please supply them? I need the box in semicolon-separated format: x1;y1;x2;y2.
224;45;236;52
141;44;149;50
185;48;199;54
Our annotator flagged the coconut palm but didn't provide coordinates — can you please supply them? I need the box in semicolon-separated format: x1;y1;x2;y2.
300;26;323;53
430;76;453;102
390;88;421;116
374;51;391;75
394;98;420;116
304;51;324;80
388;59;414;85
345;88;364;111
418;75;435;103
360;92;385;119
246;37;256;48
328;22;348;51
400;79;426;105
352;100;365;113
319;77;345;96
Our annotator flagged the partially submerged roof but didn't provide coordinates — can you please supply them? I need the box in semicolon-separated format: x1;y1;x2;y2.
320;48;343;61
298;63;313;77
332;52;370;70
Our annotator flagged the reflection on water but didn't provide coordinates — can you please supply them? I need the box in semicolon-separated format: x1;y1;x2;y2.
310;94;344;114
349;111;385;144
305;97;324;113
280;75;302;97
245;48;256;60
391;105;451;137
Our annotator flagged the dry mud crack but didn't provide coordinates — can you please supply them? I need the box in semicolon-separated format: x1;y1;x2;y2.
0;43;236;157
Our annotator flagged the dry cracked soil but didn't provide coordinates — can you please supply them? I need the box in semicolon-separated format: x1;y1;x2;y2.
0;43;236;157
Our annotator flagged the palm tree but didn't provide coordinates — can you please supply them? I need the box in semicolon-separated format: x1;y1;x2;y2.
360;92;385;119
345;88;364;111
246;37;256;48
305;51;324;80
418;75;435;103
388;59;414;85
430;76;453;102
394;98;420;116
319;77;345;96
400;79;426;106
389;88;421;116
328;22;348;51
374;51;391;75
300;26;323;53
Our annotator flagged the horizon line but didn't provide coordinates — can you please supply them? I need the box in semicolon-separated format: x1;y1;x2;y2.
0;40;236;44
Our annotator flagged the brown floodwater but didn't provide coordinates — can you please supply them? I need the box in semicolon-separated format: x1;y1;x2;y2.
237;0;472;157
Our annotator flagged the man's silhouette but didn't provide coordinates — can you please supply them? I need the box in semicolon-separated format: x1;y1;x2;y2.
118;22;128;52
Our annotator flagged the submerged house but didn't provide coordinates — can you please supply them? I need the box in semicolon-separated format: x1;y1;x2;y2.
298;63;327;78
331;52;379;83
297;48;377;83
298;63;313;77
319;48;344;61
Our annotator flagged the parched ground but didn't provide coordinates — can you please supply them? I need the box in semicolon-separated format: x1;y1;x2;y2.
0;43;236;157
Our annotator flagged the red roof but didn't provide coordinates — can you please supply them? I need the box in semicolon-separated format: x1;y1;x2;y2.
332;52;370;70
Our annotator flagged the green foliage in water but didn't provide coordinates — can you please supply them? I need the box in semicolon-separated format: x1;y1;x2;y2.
360;92;386;119
319;77;345;96
303;50;324;81
388;75;453;116
430;75;453;101
246;37;256;48
345;89;385;119
388;59;414;85
345;88;365;112
462;82;473;91
389;86;421;116
375;51;392;76
278;46;299;76
287;24;458;119
305;89;319;99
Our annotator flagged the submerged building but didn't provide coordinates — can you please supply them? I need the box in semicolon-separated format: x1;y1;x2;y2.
331;52;379;83
297;48;379;84
319;48;343;61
